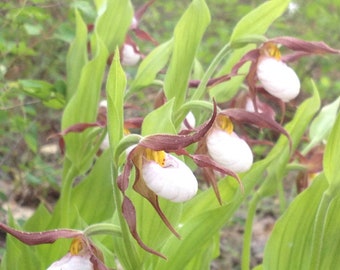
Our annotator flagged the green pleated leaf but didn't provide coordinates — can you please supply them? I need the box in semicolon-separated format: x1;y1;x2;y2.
304;97;340;154
209;45;253;103
66;10;88;101
164;0;210;109
230;0;289;45
262;173;340;270
258;81;321;197
128;40;173;95
106;47;126;150
185;233;220;269
94;0;133;52
62;35;108;173
71;150;115;224
141;99;176;135
323;110;340;187
147;155;276;269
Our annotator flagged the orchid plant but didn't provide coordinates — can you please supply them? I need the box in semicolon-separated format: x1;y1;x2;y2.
2;1;340;270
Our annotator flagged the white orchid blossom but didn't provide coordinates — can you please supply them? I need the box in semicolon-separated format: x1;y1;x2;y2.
142;150;198;202
121;43;141;66
47;253;93;270
206;116;253;173
257;57;300;101
256;43;300;102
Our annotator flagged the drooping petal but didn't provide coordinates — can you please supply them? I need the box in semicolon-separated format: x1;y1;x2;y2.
142;154;198;202
0;223;82;245
121;195;167;259
269;36;340;56
207;129;253;173
47;253;93;270
189;153;243;204
220;108;292;148
140;100;217;151
256;57;300;102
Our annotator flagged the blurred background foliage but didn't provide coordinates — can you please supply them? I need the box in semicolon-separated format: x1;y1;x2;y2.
1;0;340;265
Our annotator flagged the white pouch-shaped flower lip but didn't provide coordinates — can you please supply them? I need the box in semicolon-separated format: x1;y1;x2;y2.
47;253;93;270
207;129;253;173
256;57;300;102
121;43;141;66
180;111;196;131
142;154;198;203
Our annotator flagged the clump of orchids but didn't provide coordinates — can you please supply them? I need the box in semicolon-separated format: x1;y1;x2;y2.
2;36;340;267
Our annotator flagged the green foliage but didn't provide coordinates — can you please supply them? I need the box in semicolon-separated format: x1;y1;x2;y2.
2;1;340;270
230;0;289;44
164;0;210;109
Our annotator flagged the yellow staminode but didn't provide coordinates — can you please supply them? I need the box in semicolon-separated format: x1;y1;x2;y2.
216;115;233;134
261;42;281;60
70;237;84;255
144;148;166;167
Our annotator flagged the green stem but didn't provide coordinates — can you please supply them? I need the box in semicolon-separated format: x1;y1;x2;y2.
191;42;231;101
278;182;287;214
310;189;333;270
83;223;122;238
241;193;260;270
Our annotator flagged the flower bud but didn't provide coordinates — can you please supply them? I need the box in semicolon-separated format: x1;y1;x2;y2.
142;151;198;202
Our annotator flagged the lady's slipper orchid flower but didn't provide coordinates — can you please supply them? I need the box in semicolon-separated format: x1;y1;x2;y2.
256;42;300;102
117;101;285;258
206;115;253;173
142;149;198;202
0;224;108;270
115;102;245;258
47;237;97;270
189;36;340;107
47;253;93;270
121;41;142;66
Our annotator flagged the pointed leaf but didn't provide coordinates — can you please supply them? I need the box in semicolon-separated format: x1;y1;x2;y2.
141;99;176;135
129;40;173;94
94;0;133;52
230;0;289;45
164;0;210;109
304;97;340;153
262;174;340;270
62;34;108;172
106;47;126;149
323;110;340;187
71;150;115;224
66;10;88;100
